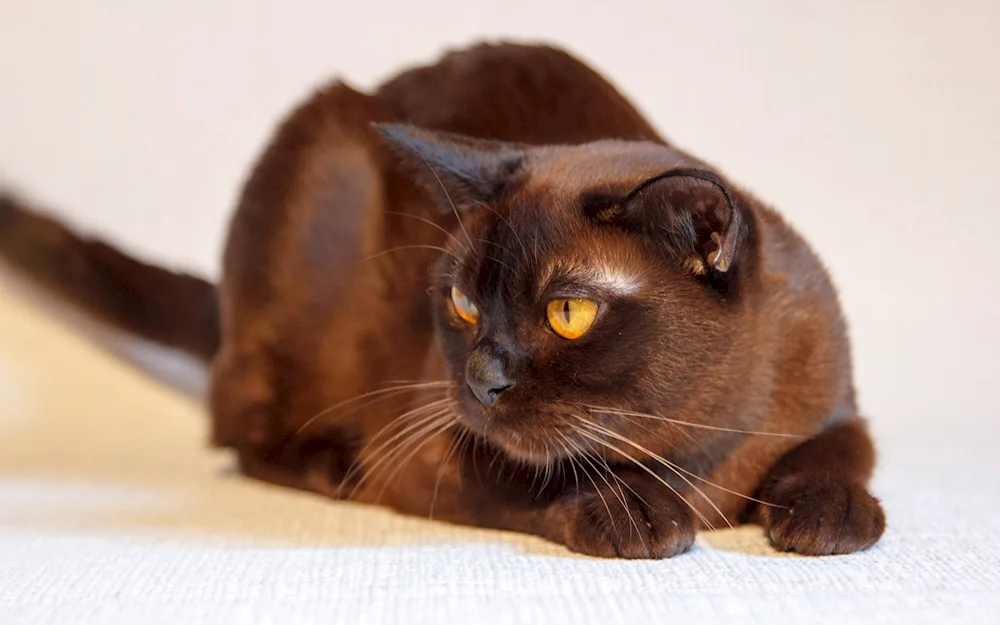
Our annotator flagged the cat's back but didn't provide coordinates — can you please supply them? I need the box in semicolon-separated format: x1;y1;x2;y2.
226;43;663;271
375;42;663;145
222;43;668;311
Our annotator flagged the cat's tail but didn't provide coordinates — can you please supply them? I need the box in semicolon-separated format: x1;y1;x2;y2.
0;192;220;361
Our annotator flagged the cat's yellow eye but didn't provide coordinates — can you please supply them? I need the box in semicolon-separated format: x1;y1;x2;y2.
546;298;599;340
450;287;479;324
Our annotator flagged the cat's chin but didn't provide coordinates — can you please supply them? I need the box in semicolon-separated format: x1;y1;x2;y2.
483;425;567;466
455;410;568;466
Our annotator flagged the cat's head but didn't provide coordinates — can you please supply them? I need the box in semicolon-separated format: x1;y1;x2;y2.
377;124;760;465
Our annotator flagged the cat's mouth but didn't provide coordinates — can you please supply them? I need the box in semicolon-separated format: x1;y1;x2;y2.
489;426;565;464
456;410;572;465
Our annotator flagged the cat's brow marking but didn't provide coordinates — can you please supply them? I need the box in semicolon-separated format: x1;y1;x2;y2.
542;262;643;296
592;265;642;295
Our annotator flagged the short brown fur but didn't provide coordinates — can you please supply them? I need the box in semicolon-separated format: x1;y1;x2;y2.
0;42;884;558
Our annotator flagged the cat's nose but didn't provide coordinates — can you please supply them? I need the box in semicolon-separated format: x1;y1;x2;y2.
466;345;514;408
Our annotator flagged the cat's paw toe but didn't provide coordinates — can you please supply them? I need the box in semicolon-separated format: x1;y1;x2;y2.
561;473;695;559
760;477;885;556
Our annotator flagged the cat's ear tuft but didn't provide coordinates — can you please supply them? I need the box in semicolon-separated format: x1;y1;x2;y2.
615;169;755;281
373;123;525;209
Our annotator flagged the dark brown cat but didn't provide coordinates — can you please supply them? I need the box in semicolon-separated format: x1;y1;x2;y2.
0;42;885;558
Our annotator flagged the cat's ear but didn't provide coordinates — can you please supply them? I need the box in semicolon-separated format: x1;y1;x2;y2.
374;123;525;209
593;169;755;278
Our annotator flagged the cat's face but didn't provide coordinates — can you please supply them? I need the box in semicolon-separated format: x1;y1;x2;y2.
379;125;758;465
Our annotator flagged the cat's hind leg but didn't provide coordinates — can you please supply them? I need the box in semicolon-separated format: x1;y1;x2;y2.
756;416;886;555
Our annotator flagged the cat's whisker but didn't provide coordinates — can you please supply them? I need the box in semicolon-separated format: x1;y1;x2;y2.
602;457;652;556
535;437;556;497
564;431;648;552
320;386;448;423
488;255;518;275
384;210;464;249
356;244;460;265
573;429;650;552
573;417;733;529
478;202;528;260
375;379;454;387
614;412;783;509
470;234;518;274
456;428;473;490
473;237;511;255
616;411;707;460
487;443;505;479
472;434;485;483
350;399;454;470
348;409;455;501
528;441;543;493
475;239;517;274
338;408;445;497
571;424;718;531
561;434;616;538
347;411;447;500
413;153;474;251
570;404;783;509
337;398;456;495
296;381;453;435
580;404;806;438
373;414;457;504
554;432;581;499
298;386;451;438
543;447;555;492
429;427;464;519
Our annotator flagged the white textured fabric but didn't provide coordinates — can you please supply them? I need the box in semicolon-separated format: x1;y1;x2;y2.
1;285;998;625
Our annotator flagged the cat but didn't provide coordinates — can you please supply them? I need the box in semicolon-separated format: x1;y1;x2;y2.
0;42;885;558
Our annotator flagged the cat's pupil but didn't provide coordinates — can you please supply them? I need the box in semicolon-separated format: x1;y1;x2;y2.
563;301;571;323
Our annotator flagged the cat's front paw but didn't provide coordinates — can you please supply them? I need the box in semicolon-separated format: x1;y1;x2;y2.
560;470;695;559
759;475;885;556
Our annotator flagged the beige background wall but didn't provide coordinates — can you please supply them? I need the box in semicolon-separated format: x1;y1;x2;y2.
1;1;997;429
